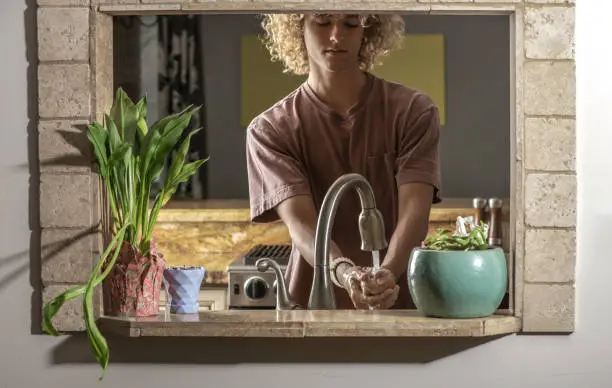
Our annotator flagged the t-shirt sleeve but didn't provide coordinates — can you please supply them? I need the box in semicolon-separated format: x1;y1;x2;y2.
396;98;442;204
246;120;312;223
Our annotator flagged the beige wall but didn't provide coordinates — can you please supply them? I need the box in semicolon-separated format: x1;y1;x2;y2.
5;0;611;387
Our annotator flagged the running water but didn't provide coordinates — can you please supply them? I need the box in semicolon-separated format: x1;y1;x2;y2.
370;250;381;310
372;250;380;272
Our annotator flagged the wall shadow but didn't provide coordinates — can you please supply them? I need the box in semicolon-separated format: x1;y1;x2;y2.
23;0;41;335
51;333;509;365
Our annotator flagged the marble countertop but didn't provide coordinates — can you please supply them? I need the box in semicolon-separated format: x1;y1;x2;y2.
157;198;510;223
99;310;520;338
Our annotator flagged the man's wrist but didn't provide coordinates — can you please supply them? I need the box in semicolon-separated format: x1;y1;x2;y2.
330;257;355;288
380;261;402;283
336;262;353;288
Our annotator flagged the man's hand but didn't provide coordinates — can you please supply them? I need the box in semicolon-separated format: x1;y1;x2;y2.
360;267;399;309
336;264;371;309
337;264;399;309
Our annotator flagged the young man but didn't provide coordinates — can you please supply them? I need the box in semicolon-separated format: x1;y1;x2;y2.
246;13;442;309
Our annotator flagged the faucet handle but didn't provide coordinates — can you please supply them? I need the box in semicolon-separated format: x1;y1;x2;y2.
255;258;302;310
358;208;388;251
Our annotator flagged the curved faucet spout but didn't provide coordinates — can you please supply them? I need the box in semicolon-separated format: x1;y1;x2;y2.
308;173;389;309
256;257;301;310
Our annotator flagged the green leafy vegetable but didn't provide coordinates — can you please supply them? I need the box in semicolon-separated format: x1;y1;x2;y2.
42;88;209;380
423;222;489;251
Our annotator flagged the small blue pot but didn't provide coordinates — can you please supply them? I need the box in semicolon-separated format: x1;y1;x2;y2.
163;266;206;314
407;247;507;318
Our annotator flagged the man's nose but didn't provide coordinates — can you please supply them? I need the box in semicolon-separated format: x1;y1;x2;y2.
330;23;344;42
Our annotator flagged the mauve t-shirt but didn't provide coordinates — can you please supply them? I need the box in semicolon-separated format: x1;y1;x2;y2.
245;73;442;309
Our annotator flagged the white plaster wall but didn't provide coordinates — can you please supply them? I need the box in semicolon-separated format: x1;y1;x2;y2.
1;1;610;387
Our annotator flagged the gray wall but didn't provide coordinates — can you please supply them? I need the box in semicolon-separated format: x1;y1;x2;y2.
6;2;611;387
197;14;510;199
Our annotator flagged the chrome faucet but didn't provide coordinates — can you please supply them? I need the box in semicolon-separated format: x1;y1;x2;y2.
256;173;388;310
255;258;301;310
309;173;388;309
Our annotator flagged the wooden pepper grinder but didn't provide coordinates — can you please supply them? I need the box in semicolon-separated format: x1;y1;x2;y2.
472;197;487;227
487;198;503;247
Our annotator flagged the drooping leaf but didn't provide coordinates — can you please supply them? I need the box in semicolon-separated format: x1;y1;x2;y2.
83;224;128;381
42;284;87;336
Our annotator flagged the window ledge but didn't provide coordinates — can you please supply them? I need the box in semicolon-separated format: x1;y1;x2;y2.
99;310;520;338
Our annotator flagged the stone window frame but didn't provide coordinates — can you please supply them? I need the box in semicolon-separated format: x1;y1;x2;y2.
37;0;576;334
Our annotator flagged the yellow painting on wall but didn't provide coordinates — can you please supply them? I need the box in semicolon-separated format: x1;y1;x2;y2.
240;34;446;126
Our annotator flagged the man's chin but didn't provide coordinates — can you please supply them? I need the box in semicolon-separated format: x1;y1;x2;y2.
323;63;359;74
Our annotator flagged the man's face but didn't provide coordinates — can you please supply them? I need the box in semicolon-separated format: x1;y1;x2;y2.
303;14;365;74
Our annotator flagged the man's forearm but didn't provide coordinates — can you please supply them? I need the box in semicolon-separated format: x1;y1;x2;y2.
275;194;345;268
382;214;428;279
379;182;435;279
285;217;344;268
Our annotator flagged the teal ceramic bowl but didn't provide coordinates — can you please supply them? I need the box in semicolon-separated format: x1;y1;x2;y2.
407;247;507;318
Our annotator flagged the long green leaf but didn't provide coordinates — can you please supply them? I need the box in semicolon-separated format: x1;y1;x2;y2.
41;224;128;338
159;160;207;207
135;96;147;128
108;143;131;168
110;88;139;147
106;115;122;156
86;122;109;178
42;284;87;336
156;109;200;157
164;128;202;188
84;224;129;381
139;105;193;160
172;159;208;189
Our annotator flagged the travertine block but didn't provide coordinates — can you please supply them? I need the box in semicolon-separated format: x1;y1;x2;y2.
93;0;139;4
41;228;95;284
38;0;89;5
525;173;576;227
524;61;575;115
522;283;574;332
91;12;114;122
525;117;575;171
474;0;521;3
525;0;565;3
37;8;89;62
525;228;576;282
525;6;575;59
40;173;93;228
39;64;91;118
42;284;86;332
38;120;92;172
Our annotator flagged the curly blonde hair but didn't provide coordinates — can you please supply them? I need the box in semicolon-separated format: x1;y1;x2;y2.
260;14;405;75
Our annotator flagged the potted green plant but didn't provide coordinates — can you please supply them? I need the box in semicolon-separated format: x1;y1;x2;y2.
407;219;508;319
41;88;208;380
